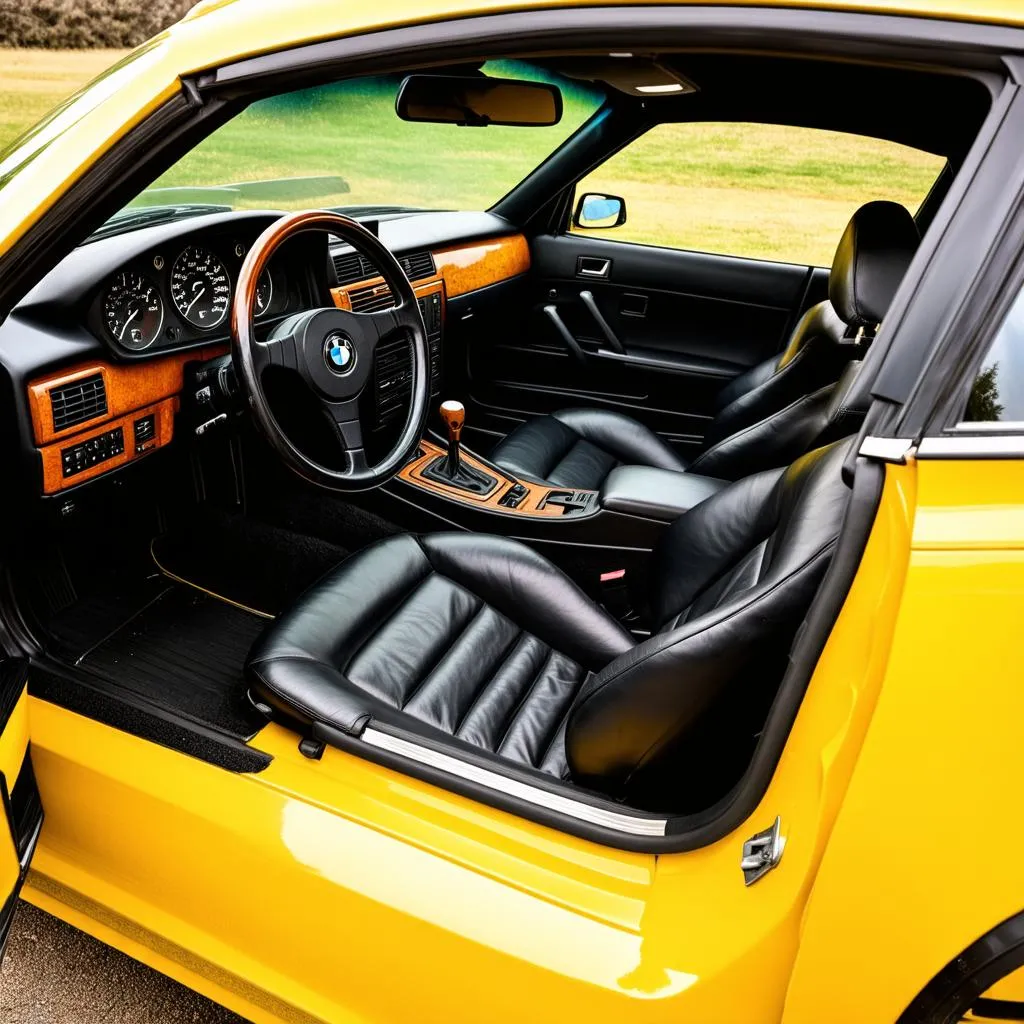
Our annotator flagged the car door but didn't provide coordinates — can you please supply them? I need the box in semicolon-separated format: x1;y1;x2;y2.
0;658;42;955
466;120;944;458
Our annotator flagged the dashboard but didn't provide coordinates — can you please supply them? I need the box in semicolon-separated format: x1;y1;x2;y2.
0;208;531;497
84;221;310;358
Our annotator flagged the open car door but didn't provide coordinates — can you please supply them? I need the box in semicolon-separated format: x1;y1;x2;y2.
0;658;42;954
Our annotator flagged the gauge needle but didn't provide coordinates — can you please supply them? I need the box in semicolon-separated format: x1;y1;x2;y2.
184;286;206;318
119;307;139;341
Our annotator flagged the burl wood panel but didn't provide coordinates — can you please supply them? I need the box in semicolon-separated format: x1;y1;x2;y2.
399;439;586;517
39;396;178;494
28;346;226;446
330;276;444;314
433;235;530;298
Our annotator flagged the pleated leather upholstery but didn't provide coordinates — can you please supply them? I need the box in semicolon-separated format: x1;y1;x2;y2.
248;440;854;803
247;533;633;777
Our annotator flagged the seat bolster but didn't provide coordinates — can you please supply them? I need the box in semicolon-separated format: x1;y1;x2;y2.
704;304;848;451
419;533;634;671
565;544;834;795
649;467;785;627
553;408;688;474
247;533;432;669
687;384;835;481
712;355;777;415
489;414;581;483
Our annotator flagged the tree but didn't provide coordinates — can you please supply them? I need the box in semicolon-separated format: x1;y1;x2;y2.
965;362;1004;422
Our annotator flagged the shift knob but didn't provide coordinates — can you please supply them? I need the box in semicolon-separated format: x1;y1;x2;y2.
440;400;465;443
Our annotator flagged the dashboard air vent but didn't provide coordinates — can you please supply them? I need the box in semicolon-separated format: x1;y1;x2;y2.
332;251;375;286
349;285;396;314
50;373;107;433
398;251;436;281
333;249;436;288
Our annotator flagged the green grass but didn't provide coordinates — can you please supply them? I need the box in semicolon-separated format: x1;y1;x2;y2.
0;48;946;266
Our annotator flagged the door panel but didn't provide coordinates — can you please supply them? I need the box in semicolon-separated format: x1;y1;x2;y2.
0;659;42;956
466;233;827;456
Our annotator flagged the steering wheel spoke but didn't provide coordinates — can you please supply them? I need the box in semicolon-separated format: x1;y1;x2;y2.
232;211;430;491
252;319;301;373
357;304;408;346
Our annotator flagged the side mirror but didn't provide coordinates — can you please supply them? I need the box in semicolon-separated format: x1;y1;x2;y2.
573;193;627;230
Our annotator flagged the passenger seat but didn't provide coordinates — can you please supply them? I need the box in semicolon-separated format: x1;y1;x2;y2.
490;201;919;488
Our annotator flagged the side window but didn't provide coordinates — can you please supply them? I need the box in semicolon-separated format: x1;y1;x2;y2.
571;122;945;266
962;286;1024;424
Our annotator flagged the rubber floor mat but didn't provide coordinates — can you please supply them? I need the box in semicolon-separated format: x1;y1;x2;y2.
76;585;268;739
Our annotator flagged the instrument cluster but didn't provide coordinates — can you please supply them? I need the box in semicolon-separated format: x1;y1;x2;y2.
91;233;289;356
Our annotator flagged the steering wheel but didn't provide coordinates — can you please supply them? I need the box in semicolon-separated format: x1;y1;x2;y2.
231;210;431;491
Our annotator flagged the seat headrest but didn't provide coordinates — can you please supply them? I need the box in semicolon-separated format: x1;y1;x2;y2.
828;201;920;329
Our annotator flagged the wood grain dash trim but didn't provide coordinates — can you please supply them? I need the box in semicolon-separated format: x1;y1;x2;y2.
28;346;226;447
39;396;178;494
399;440;587;517
433;235;529;299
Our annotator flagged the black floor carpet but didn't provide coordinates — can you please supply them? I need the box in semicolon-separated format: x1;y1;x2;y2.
74;585;267;739
151;507;350;616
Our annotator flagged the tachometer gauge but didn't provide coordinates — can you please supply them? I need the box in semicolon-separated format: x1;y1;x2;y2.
170;246;231;329
255;268;273;317
103;272;164;351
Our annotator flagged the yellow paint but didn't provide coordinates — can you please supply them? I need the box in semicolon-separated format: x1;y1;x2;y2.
12;459;913;1023
2;0;1023;1016
783;457;1024;1022
1;0;1023;259
0;692;30;905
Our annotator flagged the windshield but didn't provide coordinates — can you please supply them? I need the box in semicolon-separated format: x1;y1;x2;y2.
107;62;603;228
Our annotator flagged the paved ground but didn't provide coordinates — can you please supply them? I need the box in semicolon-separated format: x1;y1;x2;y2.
0;901;247;1024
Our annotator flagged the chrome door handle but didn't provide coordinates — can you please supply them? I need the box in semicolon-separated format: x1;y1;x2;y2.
577;256;611;279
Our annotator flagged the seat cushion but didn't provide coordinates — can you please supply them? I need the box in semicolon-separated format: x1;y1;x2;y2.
490;407;688;489
247;533;634;778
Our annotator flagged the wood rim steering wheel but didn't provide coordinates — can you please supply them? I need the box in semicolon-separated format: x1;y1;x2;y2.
231;210;431;491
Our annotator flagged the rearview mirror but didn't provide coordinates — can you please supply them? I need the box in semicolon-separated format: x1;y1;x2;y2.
573;193;627;230
396;74;563;127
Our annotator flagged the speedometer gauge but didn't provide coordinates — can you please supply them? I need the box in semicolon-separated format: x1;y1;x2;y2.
170;246;231;329
103;272;164;351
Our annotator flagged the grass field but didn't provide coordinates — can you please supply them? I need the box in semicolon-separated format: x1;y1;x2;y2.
0;48;945;266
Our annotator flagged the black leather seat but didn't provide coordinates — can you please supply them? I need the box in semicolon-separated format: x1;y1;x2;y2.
490;201;918;489
248;437;855;809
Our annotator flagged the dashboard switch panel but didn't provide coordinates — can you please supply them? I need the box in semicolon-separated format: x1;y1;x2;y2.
134;414;156;453
61;427;125;478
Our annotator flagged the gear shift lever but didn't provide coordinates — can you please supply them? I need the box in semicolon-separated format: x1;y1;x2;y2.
439;399;464;478
422;399;498;496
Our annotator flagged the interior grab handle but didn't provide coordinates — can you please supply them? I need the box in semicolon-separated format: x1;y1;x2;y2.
543;304;588;365
579;290;626;354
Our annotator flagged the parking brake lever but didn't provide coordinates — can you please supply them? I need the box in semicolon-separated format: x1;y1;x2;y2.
579;291;626;354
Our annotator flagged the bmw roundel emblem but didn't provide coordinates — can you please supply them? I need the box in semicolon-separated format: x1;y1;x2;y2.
324;333;356;375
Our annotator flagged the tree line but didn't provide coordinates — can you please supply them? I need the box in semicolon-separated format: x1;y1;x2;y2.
0;0;195;48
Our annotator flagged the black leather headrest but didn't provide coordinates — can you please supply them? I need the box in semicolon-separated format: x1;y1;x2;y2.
828;201;920;328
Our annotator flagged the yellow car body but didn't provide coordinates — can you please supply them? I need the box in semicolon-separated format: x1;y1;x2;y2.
1;2;1023;1022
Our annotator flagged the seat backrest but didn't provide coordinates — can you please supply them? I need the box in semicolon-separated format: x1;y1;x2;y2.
704;200;920;450
564;437;854;807
687;360;867;480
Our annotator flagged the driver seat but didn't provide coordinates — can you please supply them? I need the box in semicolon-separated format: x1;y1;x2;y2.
247;437;854;807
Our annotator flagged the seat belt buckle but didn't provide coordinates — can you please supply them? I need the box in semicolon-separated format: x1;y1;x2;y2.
599;569;637;623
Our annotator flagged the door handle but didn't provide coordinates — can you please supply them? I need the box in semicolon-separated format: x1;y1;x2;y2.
577;256;611;279
543;305;588;365
579;290;626;354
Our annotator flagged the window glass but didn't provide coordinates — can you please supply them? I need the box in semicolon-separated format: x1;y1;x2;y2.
108;62;603;222
963;288;1024;424
572;122;945;266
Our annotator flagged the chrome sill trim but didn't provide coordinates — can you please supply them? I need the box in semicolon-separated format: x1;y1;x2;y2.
951;420;1024;433
858;436;916;463
362;727;669;837
918;435;1024;457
